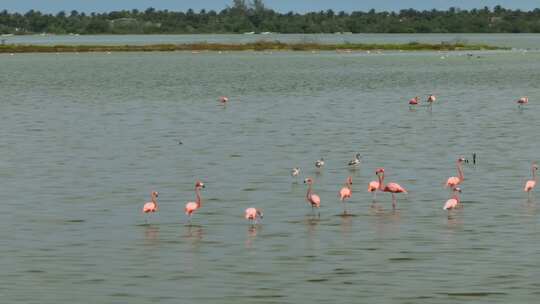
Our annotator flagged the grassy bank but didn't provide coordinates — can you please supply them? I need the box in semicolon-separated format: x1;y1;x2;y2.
0;41;505;53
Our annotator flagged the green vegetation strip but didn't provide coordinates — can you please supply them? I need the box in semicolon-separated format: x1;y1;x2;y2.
0;41;505;53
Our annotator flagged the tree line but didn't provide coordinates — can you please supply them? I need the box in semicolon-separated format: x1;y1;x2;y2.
1;0;540;35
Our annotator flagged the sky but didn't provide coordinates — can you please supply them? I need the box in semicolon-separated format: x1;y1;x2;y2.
1;0;538;13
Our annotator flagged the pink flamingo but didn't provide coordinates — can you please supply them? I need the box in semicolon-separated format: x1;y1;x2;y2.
377;168;408;209
245;208;263;224
142;191;159;213
408;96;420;105
443;187;462;210
368;168;384;200
338;176;352;214
304;177;321;212
219;96;229;104
184;181;205;221
517;96;528;106
445;157;465;190
427;94;437;104
524;162;538;197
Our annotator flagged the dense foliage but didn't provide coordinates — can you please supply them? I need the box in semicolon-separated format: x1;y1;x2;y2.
1;0;540;34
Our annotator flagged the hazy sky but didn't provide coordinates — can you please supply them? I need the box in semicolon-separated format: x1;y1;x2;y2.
2;0;538;13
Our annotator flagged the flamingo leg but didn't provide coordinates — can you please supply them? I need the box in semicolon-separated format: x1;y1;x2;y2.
392;193;397;209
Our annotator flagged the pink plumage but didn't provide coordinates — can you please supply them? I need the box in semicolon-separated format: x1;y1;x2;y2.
339;187;352;201
185;202;198;215
443;187;462;210
143;202;157;213
339;176;353;201
524;180;536;192
443;198;458;210
142;191;158;213
383;182;408;194
517;96;528;104
184;181;205;218
308;194;321;208
445;157;465;189
245;208;263;223
523;163;538;194
304;177;321;208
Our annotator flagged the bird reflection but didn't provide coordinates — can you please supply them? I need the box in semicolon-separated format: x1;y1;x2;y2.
304;214;320;236
143;225;160;246
524;197;537;216
183;225;204;249
245;224;262;248
340;213;353;237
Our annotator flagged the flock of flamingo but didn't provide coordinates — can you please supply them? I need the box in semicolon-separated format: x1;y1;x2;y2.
142;95;537;225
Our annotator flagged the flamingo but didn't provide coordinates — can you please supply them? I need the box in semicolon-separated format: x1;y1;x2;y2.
445;157;465;190
517;96;528;106
408;96;420;105
524;162;538;197
142;191;159;214
339;176;353;214
443;187;462;210
184;181;205;221
377;168;408;209
219;96;229;104
348;153;361;168
368;168;384;200
245;208;263;224
315;158;325;169
304;177;321;213
427;94;436;104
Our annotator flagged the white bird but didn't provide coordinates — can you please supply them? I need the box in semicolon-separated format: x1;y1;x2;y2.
315;158;325;169
348;153;361;167
291;167;300;177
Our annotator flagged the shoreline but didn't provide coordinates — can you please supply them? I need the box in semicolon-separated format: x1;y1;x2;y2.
0;41;505;54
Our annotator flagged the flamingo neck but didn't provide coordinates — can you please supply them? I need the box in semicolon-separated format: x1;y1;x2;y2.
195;187;202;208
533;166;537;181
151;195;157;207
457;161;464;181
306;184;312;199
378;173;385;190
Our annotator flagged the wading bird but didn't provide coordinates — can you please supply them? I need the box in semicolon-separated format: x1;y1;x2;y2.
245;208;263;224
377;168;408;209
185;181;206;221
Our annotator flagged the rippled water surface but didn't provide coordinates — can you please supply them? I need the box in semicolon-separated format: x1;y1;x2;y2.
1;50;540;303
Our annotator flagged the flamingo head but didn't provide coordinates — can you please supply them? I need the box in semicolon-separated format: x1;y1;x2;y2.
219;96;228;102
376;168;385;175
346;176;353;185
458;157;466;163
195;181;205;189
454;187;462;193
151;191;159;198
304;177;313;185
533;163;538;170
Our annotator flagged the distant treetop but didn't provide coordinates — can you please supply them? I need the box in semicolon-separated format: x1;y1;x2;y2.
1;1;540;34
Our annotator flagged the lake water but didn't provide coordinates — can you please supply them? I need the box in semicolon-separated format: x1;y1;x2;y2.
3;33;540;49
1;49;540;303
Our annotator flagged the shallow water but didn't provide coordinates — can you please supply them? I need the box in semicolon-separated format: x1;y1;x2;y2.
4;33;540;49
1;50;540;303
